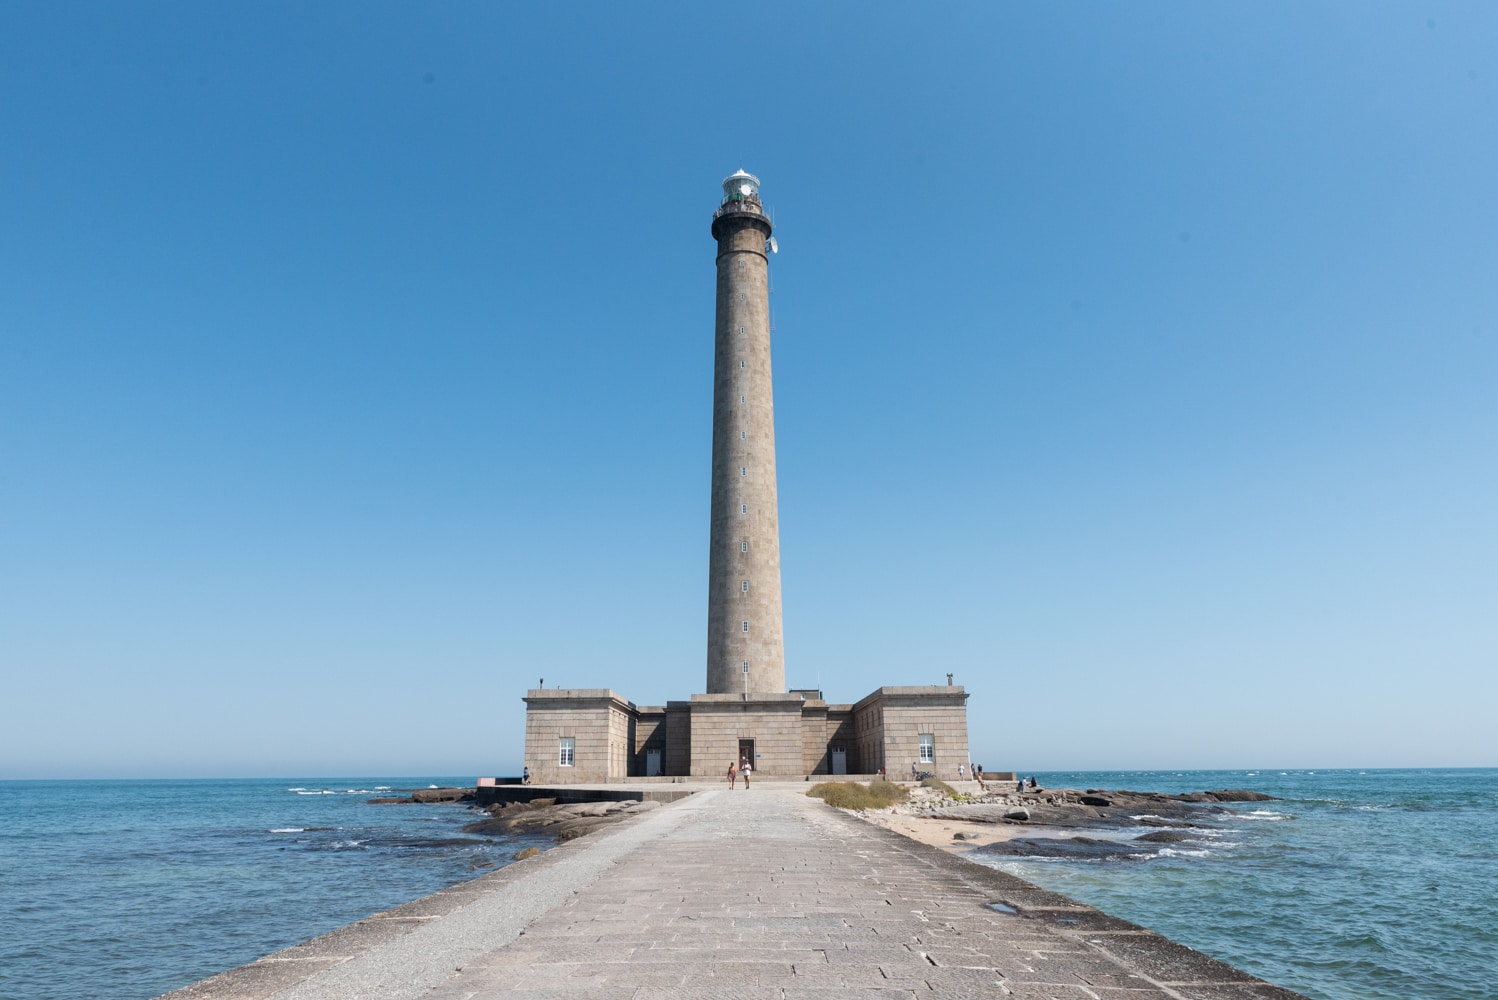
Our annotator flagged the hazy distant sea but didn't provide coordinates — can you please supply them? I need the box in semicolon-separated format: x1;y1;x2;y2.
1;770;1493;1000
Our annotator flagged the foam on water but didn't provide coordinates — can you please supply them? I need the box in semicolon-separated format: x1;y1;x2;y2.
0;776;554;1000
971;768;1498;1000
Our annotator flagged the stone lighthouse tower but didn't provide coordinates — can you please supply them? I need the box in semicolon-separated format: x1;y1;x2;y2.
706;170;785;696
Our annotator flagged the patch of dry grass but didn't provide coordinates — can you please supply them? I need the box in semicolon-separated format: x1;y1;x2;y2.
920;777;959;797
807;781;910;810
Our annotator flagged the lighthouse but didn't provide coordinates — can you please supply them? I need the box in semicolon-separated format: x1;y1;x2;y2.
705;170;785;696
518;172;970;785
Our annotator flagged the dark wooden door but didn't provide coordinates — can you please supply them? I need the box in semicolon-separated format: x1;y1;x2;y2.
738;739;755;769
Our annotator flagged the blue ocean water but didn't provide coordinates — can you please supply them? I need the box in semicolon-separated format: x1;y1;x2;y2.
1;771;1493;1000
0;778;550;1000
973;768;1498;1000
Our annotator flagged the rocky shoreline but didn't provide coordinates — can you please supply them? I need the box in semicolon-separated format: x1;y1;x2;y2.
368;787;661;846
860;784;1279;861
460;796;661;842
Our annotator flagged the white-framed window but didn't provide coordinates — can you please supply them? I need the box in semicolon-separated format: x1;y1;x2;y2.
740;467;747;476
741;580;749;592
741;504;747;514
740;360;746;368
740;431;746;439
741;541;748;552
739;395;745;404
742;620;749;633
742;660;749;673
559;737;575;767
918;734;934;763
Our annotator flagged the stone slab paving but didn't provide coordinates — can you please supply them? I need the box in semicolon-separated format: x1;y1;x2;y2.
162;787;1308;1000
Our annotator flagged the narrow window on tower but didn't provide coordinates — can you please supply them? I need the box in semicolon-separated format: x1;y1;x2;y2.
742;580;749;592
741;431;746;440
742;660;749;673
741;504;747;514
740;360;746;368
739;395;745;404
739;326;745;334
737;259;745;269
742;621;749;633
738;293;744;301
741;541;748;552
740;467;746;476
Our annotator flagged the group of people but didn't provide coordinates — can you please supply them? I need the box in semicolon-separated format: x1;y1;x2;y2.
726;758;752;789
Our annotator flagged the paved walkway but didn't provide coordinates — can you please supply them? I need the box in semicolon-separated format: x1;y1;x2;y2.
165;787;1306;1000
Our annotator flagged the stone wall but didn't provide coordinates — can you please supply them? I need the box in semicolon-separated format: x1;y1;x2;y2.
686;693;804;777
635;707;666;776
799;700;828;773
519;685;971;783
521;689;635;784
827;707;857;773
664;701;692;776
852;686;970;780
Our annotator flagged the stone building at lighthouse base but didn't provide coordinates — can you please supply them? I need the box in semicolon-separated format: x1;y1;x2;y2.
521;684;969;785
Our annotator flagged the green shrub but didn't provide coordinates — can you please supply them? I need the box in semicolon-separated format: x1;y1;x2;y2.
807;781;910;810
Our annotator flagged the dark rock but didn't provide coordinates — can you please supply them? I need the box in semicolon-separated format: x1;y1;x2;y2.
1004;808;1030;821
975;836;1146;861
410;787;475;803
1079;795;1112;807
1135;830;1198;843
1201;789;1278;802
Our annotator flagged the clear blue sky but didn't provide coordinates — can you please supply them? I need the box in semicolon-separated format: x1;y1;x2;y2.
3;4;1494;778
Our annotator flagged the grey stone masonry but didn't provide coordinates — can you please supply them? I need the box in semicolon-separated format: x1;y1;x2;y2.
521;689;634;784
854;685;971;781
706;172;785;697
160;786;1309;1000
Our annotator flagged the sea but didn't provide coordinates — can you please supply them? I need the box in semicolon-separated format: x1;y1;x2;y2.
0;769;1493;1000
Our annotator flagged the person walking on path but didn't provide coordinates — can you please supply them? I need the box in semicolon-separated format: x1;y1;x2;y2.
741;761;752;789
727;762;737;789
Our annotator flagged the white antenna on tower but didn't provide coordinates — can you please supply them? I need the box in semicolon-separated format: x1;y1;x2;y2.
767;236;778;254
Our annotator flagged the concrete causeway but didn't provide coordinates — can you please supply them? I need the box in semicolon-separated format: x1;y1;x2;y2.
163;786;1308;1000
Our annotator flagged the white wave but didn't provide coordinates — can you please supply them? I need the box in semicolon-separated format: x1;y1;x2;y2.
1155;847;1213;858
1241;809;1289;821
268;828;305;834
287;787;306;792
